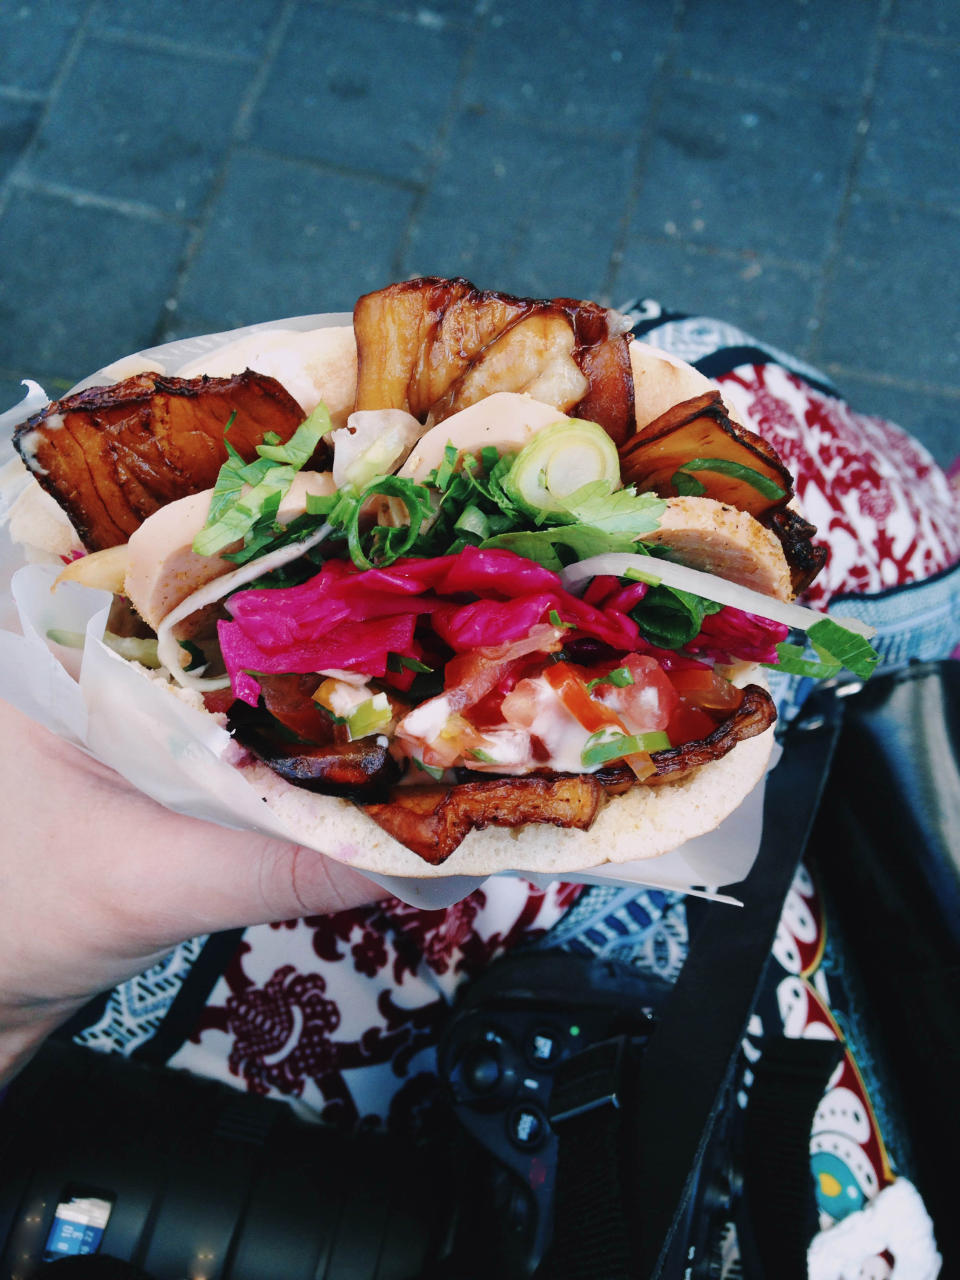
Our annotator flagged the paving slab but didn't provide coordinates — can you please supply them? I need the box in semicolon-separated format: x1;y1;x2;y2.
87;0;285;59
462;0;674;136
27;35;251;217
0;0;83;94
629;74;859;263
859;37;960;209
0;186;189;380
0;99;42;185
248;2;468;184
167;149;416;338
613;235;819;357
403;107;634;299
676;0;879;99
888;0;960;42
817;196;960;389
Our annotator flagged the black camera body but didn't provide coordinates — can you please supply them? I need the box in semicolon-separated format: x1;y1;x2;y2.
437;950;672;1277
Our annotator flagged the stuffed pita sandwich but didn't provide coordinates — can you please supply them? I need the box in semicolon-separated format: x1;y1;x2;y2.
8;278;877;878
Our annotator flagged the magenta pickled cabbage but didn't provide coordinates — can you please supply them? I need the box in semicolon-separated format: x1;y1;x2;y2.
686;606;789;664
219;546;645;703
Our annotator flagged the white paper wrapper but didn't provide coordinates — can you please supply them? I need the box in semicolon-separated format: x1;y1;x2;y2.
0;320;776;909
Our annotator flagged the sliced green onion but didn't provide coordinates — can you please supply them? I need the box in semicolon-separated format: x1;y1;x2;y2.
346;692;393;741
412;756;445;780
256;402;333;464
470;748;497;763
586;666;635;690
670;457;787;501
548;609;574;629
453;503;491;542
504;418;621;517
433;443;459;492
581;727;670;768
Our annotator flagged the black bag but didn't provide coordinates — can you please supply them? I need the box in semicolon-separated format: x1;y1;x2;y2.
808;659;960;1269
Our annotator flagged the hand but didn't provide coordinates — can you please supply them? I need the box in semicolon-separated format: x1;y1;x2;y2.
0;698;384;1082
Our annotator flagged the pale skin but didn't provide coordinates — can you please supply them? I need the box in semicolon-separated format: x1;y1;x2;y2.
0;698;384;1086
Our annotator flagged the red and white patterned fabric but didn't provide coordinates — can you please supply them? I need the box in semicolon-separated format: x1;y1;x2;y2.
169;879;582;1127
718;365;960;607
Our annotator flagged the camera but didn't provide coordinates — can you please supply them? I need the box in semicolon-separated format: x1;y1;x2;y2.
0;951;670;1280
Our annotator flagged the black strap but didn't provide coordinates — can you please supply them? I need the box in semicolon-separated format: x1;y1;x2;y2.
738;1035;844;1278
542;1037;636;1280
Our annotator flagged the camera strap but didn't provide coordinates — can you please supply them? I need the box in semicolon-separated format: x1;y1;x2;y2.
545;1036;641;1280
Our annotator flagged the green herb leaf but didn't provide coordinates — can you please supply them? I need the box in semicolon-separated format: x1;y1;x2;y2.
586;666;635;690
763;641;843;679
630;584;723;650
670;457;787;501
807;618;880;680
387;653;434;674
480;525;642;572
556;481;666;536
672;470;707;497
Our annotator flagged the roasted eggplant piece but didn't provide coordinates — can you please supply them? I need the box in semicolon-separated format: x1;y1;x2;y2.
14;370;309;550
228;696;402;801
363;773;605;865
620;391;825;594
363;683;777;861
618;391;794;517
353;277;635;444
598;683;777;789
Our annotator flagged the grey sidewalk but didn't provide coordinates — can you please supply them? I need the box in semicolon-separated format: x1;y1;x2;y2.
0;0;958;465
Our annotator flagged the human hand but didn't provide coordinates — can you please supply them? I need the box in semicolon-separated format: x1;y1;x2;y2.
0;698;384;1082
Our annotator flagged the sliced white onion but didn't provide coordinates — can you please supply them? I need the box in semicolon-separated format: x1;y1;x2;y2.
560;552;875;638
156;523;332;690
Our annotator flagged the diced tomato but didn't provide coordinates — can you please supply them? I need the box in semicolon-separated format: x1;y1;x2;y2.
500;677;544;731
540;662;656;780
667;699;719;745
542;663;624;734
592;654;679;733
443;623;565;712
202;687;237;717
668;667;744;713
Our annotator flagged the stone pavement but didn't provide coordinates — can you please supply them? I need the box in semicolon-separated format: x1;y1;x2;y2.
0;0;957;465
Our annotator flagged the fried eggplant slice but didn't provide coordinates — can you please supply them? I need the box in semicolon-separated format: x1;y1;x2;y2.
353;277;634;444
764;507;828;597
13;370;308;551
363;773;605;865
364;683;776;862
228;697;402;801
618;391;794;517
598;683;777;790
619;391;825;593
